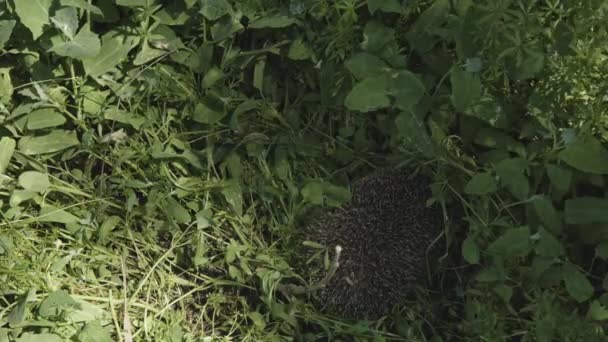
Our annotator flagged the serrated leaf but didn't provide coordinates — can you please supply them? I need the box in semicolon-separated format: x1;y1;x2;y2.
361;20;394;52
0;20;16;49
60;0;103;15
287;38;312;60
18;171;50;193
564;197;608;224
26;108;66;130
51;7;78;39
367;0;401;14
14;0;53;40
50;29;101;59
563;263;594;303
82;31;139;77
451;67;482;112
248;15;297;29
18;130;80;155
345;52;389;80
0;137;16;175
389;70;426;110
462;236;480;264
345;75;390;112
464;172;497;195
487;226;531;258
559;136;608;174
200;0;232;20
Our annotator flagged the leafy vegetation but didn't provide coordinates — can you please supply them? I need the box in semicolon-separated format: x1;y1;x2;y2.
1;0;608;340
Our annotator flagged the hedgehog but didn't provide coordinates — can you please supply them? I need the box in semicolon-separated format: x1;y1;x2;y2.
302;168;444;320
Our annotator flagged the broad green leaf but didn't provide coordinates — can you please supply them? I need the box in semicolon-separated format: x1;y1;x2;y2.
596;241;608;260
487;226;531;258
193;98;225;124
7;294;27;326
39;290;80;318
509;47;544;81
564;197;608;224
0;68;13;105
14;0;53;39
0;20;16;49
465;96;507;127
104;107;146;129
202;66;223;88
495;158;529;200
116;0;145;6
60;0;103;15
50;29;101;59
287;38;313;60
462;236;480;264
82;31;139;77
361;21;394;52
18;130;80;155
562;263;594;303
200;0;232;20
78;320;113;342
97;216;121;242
587;300;608;321
532;196;563;234
395;111;434;157
18;171;50;193
367;0;401;14
133;41;165;65
26;108;66;130
474;127;525;156
464;172;498;195
323;183;352;207
345;52;389;80
301;181;324;205
16;333;62;342
222;182;243;216
0;137;16;175
559;136;608;174
534;228;564;258
51;7;78;38
493;284;513;303
451;67;482;112
166;197;191;223
210;15;244;40
546;164;572;192
248;15;298;29
39;205;80;224
344;75;390;112
10;190;37;207
388;70;426;110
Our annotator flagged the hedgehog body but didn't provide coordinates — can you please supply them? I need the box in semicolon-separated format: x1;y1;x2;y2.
304;169;443;320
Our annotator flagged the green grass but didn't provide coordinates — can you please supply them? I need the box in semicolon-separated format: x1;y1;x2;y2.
2;0;608;341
